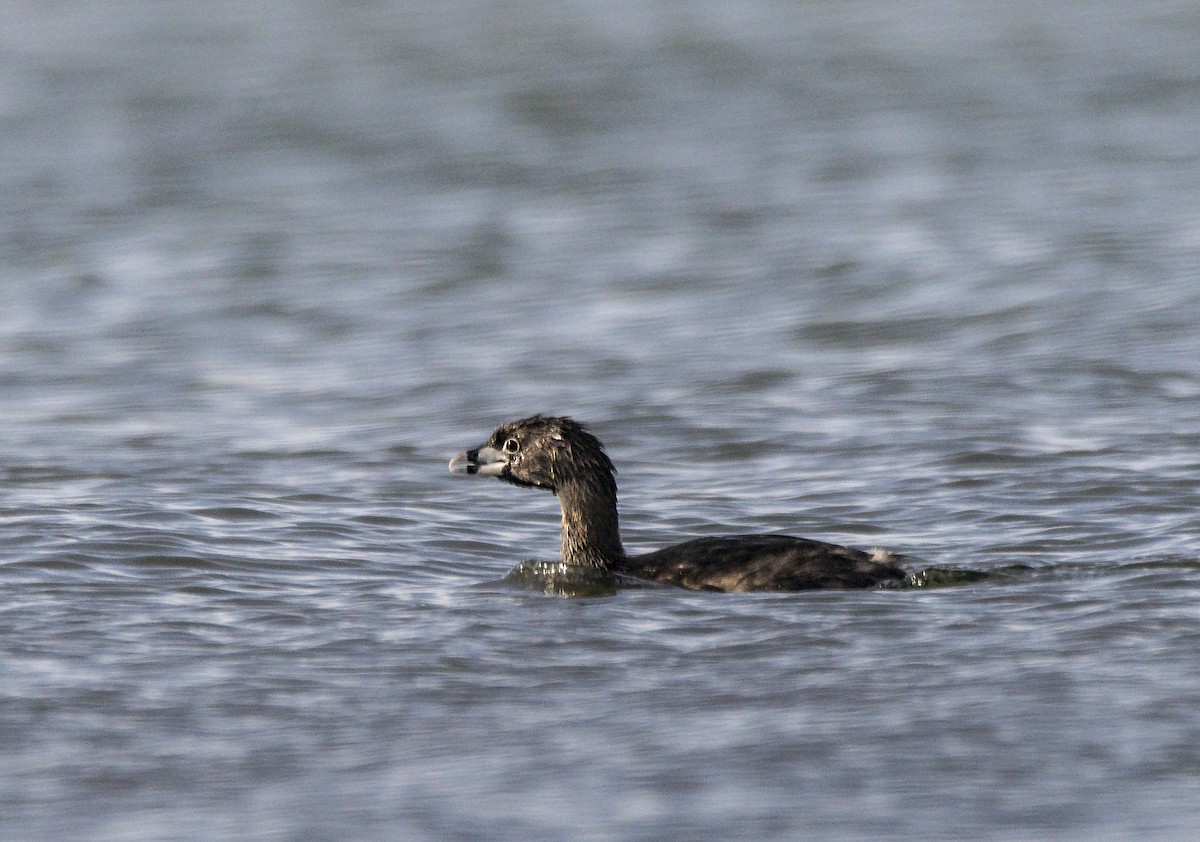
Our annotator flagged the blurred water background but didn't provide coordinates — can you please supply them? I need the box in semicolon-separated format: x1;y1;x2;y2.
2;1;1200;839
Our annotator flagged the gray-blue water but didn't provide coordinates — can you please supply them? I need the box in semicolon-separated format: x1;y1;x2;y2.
3;2;1200;839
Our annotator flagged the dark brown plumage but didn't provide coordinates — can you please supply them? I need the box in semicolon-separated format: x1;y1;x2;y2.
449;415;909;592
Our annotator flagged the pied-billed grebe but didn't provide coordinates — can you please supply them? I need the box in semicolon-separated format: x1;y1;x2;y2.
448;415;910;592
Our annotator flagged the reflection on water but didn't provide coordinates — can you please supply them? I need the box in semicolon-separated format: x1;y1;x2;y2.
497;560;624;597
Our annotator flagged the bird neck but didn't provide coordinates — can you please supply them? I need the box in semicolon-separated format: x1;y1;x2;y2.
556;476;625;568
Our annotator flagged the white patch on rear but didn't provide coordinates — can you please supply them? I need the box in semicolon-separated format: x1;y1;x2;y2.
869;547;899;565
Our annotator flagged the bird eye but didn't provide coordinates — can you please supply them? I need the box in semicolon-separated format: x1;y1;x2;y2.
502;438;520;454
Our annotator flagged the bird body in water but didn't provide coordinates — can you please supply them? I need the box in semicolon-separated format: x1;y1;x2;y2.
449;415;909;592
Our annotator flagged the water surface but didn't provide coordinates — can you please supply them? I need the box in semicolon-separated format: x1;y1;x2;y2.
2;1;1199;839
